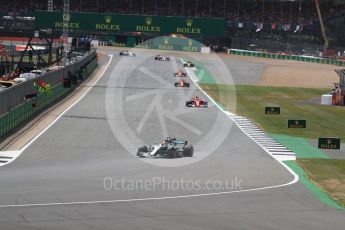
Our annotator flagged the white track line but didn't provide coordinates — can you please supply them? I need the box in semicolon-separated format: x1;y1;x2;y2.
0;151;20;166
0;180;298;209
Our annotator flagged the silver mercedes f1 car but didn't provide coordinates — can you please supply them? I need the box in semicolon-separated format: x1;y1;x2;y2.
137;137;194;158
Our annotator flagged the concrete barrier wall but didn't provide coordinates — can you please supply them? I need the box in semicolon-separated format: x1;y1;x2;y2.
0;51;97;138
0;51;96;116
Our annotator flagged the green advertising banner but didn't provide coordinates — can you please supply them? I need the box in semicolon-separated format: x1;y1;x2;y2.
135;36;203;52
34;11;224;36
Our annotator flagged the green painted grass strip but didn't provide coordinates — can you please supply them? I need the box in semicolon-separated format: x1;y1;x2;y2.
284;161;344;210
271;134;329;159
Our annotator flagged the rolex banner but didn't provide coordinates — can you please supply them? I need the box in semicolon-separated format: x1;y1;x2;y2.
34;11;224;36
318;138;340;150
288;119;306;128
265;107;280;115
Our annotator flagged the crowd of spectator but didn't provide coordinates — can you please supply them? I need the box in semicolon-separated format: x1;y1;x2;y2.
0;0;344;20
0;0;344;33
71;37;91;51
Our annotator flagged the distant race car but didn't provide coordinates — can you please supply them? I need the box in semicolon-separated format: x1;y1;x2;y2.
174;69;187;77
183;61;194;67
175;79;190;87
155;55;170;61
186;96;208;108
137;137;194;158
119;51;136;56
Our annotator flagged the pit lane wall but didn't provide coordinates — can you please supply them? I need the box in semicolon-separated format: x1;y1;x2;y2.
228;49;345;67
0;51;97;139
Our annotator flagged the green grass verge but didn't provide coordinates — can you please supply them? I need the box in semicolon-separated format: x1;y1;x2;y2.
200;83;345;209
195;59;345;209
296;159;345;208
200;84;345;140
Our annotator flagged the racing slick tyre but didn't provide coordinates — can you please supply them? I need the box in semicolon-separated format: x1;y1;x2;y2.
137;145;148;156
204;102;208;108
175;82;178;87
185;83;190;87
186;101;193;107
167;147;177;159
183;145;194;157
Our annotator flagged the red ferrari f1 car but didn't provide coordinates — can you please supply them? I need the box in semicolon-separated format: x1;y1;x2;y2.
175;79;190;87
174;69;187;77
186;96;208;107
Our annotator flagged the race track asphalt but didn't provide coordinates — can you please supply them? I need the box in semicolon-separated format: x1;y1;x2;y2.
0;48;343;230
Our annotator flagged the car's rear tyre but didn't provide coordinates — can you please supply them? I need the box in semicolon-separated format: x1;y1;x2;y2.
167;147;177;159
175;83;178;87
185;83;190;87
183;145;194;157
138;145;148;153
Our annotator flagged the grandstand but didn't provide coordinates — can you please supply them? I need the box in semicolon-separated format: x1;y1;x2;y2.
0;0;344;54
1;0;344;19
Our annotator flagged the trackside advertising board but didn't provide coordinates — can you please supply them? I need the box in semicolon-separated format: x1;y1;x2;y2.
318;138;341;149
265;107;280;115
34;11;225;36
136;36;203;52
288;119;306;128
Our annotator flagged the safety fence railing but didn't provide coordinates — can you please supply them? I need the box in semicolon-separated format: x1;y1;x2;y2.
0;84;68;137
0;52;97;139
228;49;345;67
0;51;96;115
